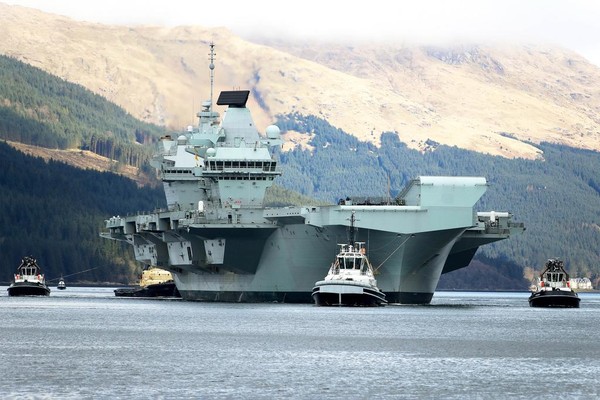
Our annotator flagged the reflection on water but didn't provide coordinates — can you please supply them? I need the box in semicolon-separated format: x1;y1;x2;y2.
1;288;600;399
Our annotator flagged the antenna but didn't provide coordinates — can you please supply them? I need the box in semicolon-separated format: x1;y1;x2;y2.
208;42;216;112
348;211;357;247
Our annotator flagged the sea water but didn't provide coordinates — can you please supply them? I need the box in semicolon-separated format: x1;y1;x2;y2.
1;288;599;399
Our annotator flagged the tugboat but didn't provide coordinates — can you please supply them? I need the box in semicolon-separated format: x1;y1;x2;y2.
312;213;387;306
7;256;51;296
114;267;181;298
529;258;580;308
57;276;66;290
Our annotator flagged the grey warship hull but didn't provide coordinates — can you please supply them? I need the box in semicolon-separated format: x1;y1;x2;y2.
104;200;522;304
101;44;524;304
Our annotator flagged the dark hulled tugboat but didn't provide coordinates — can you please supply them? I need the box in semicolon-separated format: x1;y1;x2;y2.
7;256;51;296
529;258;580;308
114;267;180;298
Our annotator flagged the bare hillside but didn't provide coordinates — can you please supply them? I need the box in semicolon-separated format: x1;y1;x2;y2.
2;3;600;160
7;141;147;186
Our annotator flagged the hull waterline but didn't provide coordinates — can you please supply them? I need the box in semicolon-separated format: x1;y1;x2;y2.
312;283;387;307
8;282;50;296
114;282;180;298
529;291;580;308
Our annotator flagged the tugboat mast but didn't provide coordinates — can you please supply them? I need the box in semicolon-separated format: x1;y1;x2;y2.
348;211;357;248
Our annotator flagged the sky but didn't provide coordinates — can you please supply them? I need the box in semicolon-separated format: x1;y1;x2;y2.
5;0;600;66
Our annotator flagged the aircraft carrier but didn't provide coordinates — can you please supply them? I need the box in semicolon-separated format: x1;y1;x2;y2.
101;44;525;304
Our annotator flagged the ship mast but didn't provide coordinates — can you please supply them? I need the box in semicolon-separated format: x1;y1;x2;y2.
208;43;215;112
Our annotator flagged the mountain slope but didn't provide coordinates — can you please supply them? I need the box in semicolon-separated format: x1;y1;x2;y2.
2;3;600;160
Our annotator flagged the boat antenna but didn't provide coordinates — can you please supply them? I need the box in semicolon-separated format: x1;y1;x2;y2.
348;211;357;248
208;42;216;112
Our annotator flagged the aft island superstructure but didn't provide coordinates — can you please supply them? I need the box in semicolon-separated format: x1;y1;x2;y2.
101;44;525;304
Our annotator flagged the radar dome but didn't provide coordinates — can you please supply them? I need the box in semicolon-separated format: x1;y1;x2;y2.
177;135;188;144
206;148;216;157
266;125;281;139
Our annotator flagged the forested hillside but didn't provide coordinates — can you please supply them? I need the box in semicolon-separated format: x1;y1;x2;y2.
276;113;600;287
0;141;165;284
0;55;164;167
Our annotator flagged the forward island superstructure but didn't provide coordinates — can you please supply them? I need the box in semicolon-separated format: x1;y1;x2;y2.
101;44;525;304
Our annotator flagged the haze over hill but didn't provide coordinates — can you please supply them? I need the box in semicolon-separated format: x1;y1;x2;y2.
2;3;600;160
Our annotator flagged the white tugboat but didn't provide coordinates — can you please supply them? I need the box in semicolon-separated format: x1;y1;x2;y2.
7;256;51;296
57;276;66;290
312;213;386;306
